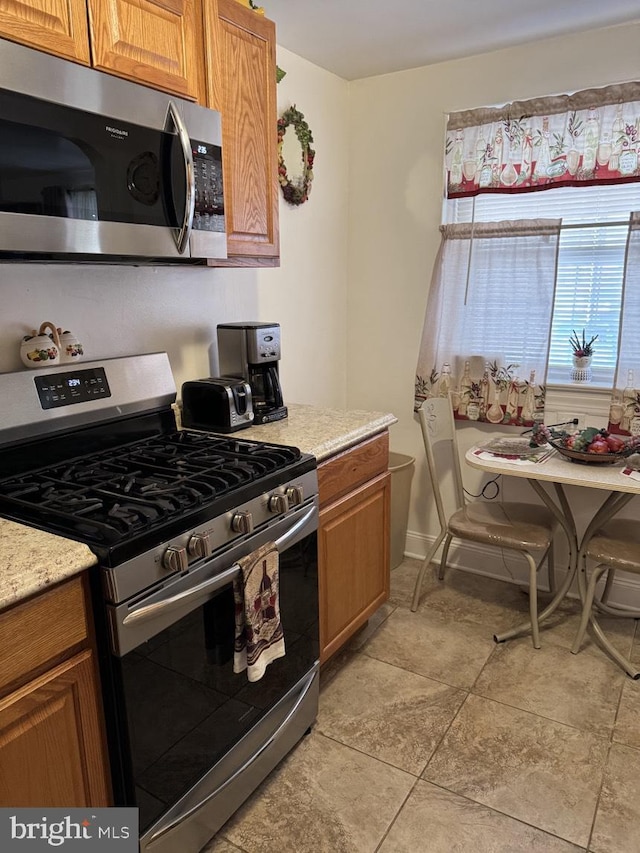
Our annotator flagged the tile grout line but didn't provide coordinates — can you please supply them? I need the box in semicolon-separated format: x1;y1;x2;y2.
585;649;639;852
372;777;423;853
417;779;590;852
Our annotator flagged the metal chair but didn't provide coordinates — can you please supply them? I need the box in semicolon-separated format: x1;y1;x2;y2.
411;396;558;648
571;521;640;678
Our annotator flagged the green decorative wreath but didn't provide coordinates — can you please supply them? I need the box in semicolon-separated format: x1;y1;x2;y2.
277;105;315;206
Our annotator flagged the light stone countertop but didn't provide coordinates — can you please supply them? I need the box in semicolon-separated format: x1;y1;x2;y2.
212;403;398;461
0;403;396;612
0;519;96;611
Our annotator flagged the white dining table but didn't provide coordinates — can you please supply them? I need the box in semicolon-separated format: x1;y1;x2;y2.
465;443;640;675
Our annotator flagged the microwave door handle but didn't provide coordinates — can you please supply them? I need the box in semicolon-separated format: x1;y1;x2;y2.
167;101;195;254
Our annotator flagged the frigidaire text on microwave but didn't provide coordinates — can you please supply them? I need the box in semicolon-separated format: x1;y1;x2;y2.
0;39;226;263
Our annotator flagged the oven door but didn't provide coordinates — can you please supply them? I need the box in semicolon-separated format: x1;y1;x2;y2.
100;500;319;853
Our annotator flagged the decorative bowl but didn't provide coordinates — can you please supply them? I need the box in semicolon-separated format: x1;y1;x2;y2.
548;438;631;465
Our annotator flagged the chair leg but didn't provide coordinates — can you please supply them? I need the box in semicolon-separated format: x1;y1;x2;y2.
411;529;446;612
572;563;609;654
438;533;454;581
546;542;556;595
523;551;540;649
600;566;616;606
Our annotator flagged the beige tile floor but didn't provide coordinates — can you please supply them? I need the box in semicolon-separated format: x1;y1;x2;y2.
203;558;640;853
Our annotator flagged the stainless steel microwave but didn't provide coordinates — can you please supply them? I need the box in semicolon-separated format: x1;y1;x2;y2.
0;39;226;263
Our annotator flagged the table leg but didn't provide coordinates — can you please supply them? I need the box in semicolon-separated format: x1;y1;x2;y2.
494;479;578;644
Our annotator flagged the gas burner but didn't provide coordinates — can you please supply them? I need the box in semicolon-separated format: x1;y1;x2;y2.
46;491;104;516
0;420;311;554
108;502;160;527
55;461;130;484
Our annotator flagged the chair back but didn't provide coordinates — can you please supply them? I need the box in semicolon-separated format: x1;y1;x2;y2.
417;396;466;530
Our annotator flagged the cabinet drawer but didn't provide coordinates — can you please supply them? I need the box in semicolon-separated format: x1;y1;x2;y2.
318;432;389;508
0;576;88;696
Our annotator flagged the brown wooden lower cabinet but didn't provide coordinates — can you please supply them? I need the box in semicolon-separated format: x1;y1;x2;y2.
0;576;111;808
0;650;110;807
318;433;391;664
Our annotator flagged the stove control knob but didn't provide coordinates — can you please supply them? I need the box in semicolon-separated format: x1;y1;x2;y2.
188;531;212;560
268;493;289;514
231;510;254;534
163;545;188;573
285;485;304;506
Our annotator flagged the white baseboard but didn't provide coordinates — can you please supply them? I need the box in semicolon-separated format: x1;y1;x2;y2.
403;529;640;611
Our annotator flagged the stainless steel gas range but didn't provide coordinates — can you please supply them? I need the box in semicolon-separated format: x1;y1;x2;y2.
0;353;319;853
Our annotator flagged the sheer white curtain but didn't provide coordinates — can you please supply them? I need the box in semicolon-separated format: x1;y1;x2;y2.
616;212;640;386
415;219;561;420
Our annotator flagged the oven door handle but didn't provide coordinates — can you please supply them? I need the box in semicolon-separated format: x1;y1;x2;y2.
146;666;317;848
123;505;317;626
273;503;316;551
122;562;240;626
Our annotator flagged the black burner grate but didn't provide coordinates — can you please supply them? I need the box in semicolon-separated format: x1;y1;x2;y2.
0;430;303;548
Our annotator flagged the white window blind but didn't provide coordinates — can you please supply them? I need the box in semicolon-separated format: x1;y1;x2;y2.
445;183;640;386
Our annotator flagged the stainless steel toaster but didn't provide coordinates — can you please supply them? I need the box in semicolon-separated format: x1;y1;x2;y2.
181;377;254;433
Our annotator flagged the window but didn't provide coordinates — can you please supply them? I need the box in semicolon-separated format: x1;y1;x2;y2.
445;182;639;387
415;83;640;418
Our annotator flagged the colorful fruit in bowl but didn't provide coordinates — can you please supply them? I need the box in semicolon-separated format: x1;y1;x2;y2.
555;426;637;457
605;434;627;453
531;423;640;459
586;438;610;454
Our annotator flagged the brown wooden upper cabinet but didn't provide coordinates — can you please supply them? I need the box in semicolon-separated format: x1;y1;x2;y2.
204;0;280;263
87;0;203;99
0;0;91;64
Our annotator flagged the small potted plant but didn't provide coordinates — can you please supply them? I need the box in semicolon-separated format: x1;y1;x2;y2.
570;329;598;362
570;329;598;383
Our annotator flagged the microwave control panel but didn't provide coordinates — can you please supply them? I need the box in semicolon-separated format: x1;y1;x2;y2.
192;140;225;233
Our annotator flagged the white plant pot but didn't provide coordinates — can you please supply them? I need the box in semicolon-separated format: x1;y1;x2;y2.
571;355;592;383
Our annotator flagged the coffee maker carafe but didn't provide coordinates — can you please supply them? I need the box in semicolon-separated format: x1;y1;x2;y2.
217;322;288;424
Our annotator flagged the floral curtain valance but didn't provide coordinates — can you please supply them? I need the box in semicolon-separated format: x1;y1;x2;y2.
445;82;640;198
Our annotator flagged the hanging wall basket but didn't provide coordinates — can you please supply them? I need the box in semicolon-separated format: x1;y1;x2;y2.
277;105;315;206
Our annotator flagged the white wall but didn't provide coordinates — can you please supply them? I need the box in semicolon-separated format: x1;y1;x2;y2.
346;22;640;591
0;46;349;410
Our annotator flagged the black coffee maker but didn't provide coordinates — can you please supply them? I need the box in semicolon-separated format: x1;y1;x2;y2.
217;322;288;424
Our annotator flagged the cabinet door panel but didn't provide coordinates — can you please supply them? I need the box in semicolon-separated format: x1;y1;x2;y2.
207;0;279;258
87;0;201;98
0;0;90;64
0;650;110;807
319;473;390;663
